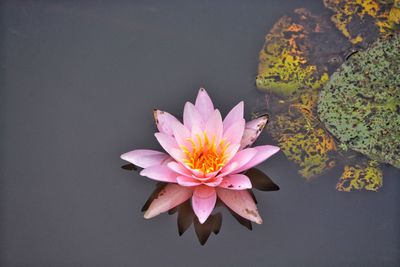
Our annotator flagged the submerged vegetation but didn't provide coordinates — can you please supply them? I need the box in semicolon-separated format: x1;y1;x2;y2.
256;0;400;191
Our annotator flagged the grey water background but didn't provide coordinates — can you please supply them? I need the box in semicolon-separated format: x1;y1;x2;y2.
0;1;399;266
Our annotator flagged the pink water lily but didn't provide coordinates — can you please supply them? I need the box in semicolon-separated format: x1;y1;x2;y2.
121;88;280;224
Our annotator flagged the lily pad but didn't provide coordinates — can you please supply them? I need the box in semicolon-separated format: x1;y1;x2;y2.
318;35;400;168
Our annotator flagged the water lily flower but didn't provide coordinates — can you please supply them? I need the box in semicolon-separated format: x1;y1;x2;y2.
121;88;280;224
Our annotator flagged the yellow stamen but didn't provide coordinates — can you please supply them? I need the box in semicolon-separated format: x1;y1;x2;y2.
181;131;230;176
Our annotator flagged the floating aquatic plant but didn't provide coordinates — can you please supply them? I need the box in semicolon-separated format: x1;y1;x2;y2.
318;35;400;169
324;0;400;45
255;1;399;191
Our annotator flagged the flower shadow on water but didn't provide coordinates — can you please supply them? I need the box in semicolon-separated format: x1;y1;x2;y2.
122;164;279;245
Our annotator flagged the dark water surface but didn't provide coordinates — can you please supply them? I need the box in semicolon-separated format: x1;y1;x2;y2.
0;1;399;266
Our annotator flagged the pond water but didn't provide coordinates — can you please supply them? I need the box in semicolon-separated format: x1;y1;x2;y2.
0;1;399;266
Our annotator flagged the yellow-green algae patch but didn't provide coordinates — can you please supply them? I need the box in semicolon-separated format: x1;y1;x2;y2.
268;91;337;179
324;0;400;45
256;9;332;96
337;160;383;192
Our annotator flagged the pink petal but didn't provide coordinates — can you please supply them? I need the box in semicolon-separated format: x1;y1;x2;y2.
216;188;262;224
169;148;187;164
171;120;191;148
203;176;223;187
167;161;192;177
192;185;217;224
167;149;206;176
183;102;204;130
240;115;269;150
223;143;241;164
153;110;181;137
190;168;207;179
195;88;214;121
120;149;171;168
189;123;206;150
140;165;179;183
219;174;252;190
219;162;237;176
144;184;193;219
235;145;280;174
223;101;244;130
223;119;245;146
204;169;222;179
154;132;179;156
177;176;202;187
205;109;223;145
219;148;257;176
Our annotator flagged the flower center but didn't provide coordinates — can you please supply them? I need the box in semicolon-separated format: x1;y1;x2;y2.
181;131;230;175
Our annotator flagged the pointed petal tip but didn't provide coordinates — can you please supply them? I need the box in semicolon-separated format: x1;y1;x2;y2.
120;152;128;161
198;216;207;224
223;101;245;133
143;211;153;219
261;145;280;158
143;209;162;219
197;88;209;97
270;145;281;154
120;149;170;169
120;150;136;161
195;88;215;120
231;101;244;111
192;186;217;226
